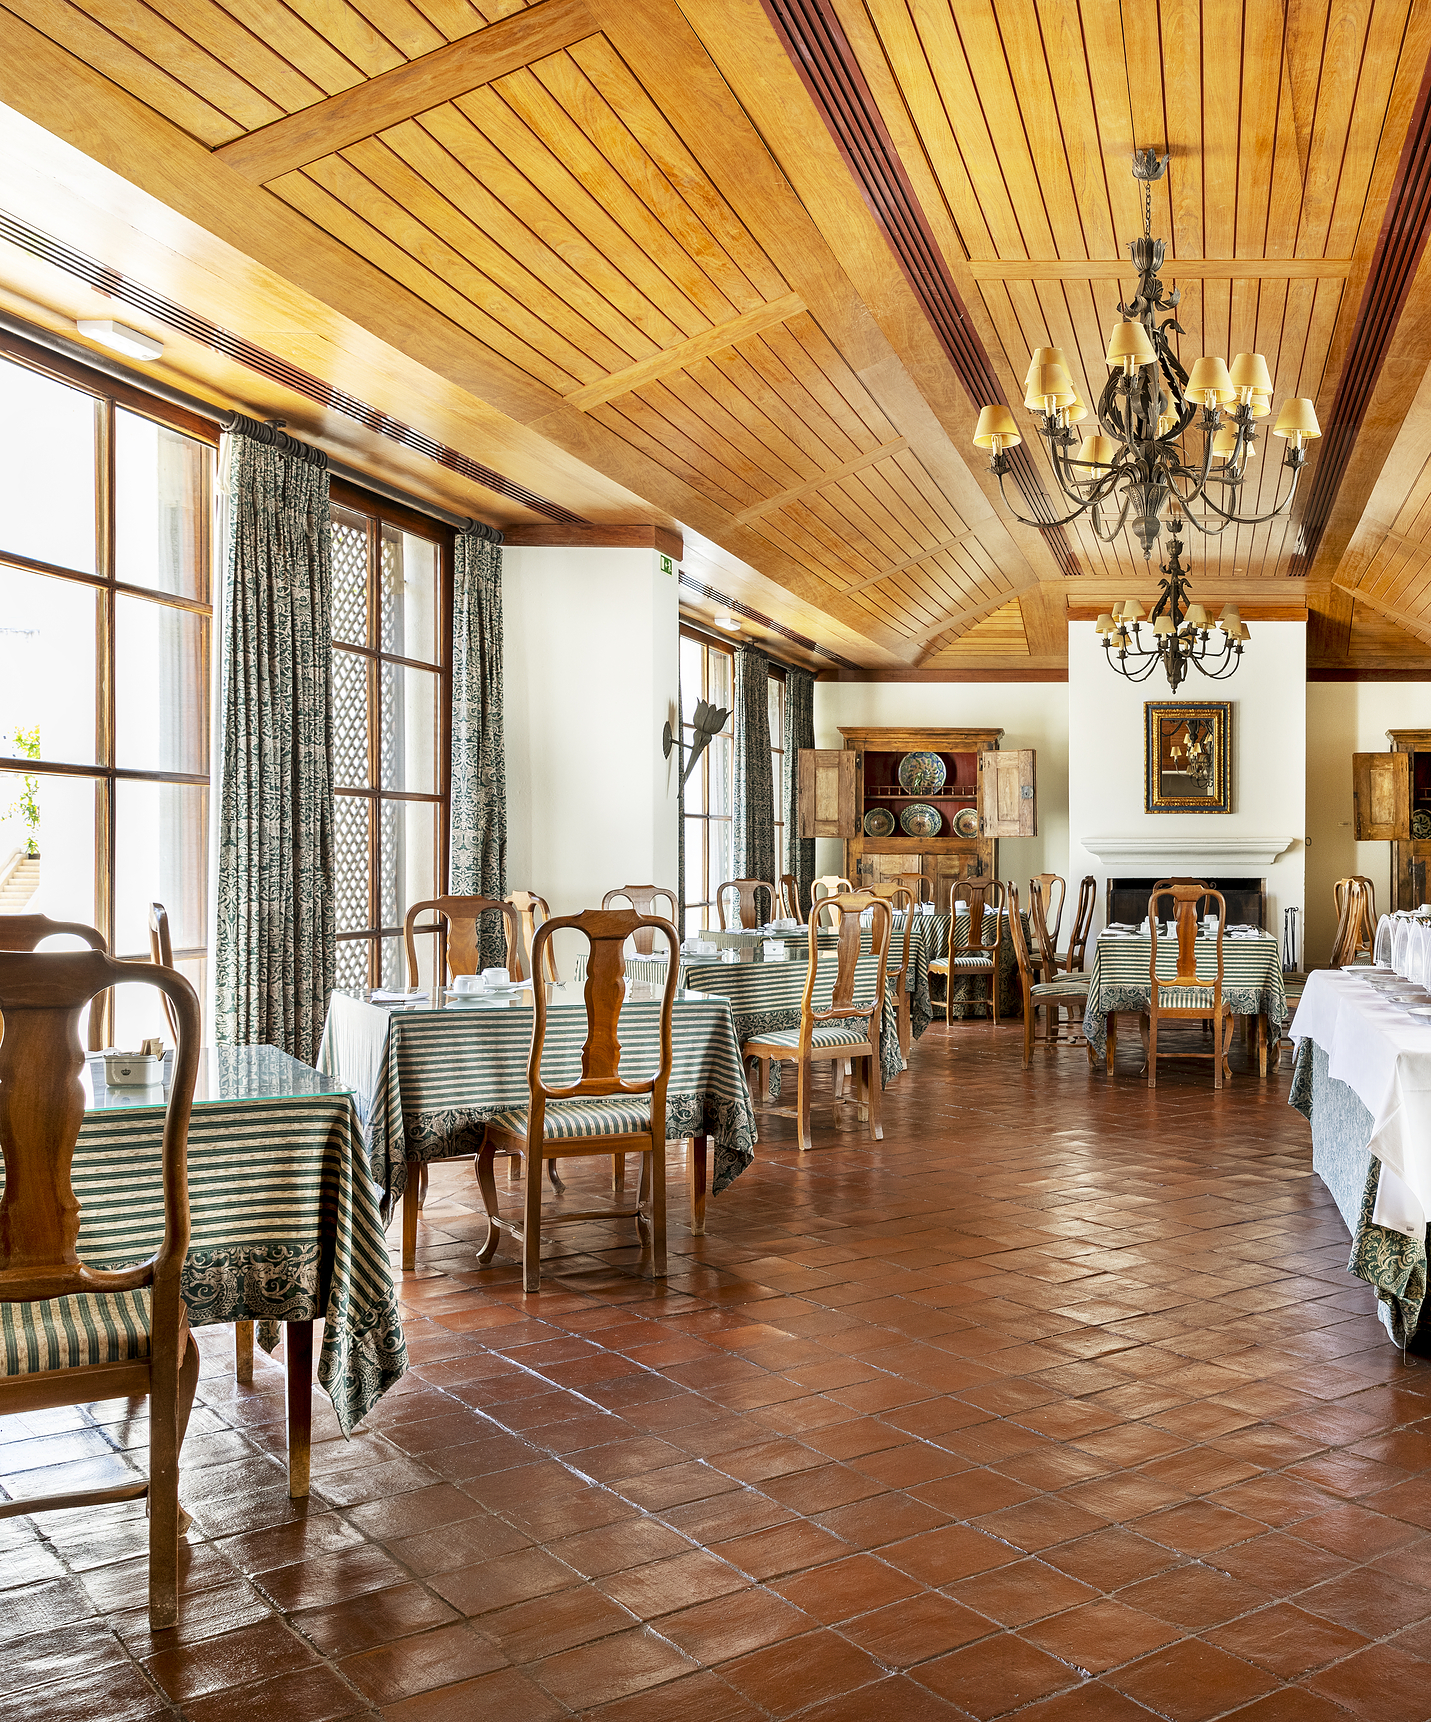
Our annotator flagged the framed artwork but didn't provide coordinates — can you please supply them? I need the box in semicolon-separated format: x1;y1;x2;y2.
1144;702;1231;813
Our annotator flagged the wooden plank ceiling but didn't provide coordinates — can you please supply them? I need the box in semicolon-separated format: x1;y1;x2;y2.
2;0;1431;671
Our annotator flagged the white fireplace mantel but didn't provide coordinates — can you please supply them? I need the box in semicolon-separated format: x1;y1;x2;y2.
1081;835;1296;870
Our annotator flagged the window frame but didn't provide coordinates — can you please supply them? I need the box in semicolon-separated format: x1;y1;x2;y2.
679;626;733;934
328;478;454;990
0;329;217;1045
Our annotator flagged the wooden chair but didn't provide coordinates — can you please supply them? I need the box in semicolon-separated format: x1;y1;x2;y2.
1029;874;1066;954
1062;876;1097;973
1029;884;1087;1045
476;908;679;1293
929;880;1005;1024
811;875;853;929
1145;883;1232;1089
885;886;918;1060
741;892;892;1153
0;913;107;952
1006;885;1094;1068
779;874;805;923
0;946;201;1628
404;894;521;986
715;879;778;930
148;902;181;1041
893;873;934;904
602;886;678;956
1333;876;1377;965
508;891;560;982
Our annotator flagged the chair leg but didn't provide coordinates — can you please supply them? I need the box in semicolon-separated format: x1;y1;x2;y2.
401;1160;420;1272
1106;1011;1117;1074
1214;1009;1224;1089
866;1055;883;1142
523;1146;544;1293
285;1320;312;1499
234;1320;254;1385
475;1144;502;1263
651;1141;666;1278
507;1148;521;1183
688;1133;708;1235
992;968;1000;1026
612;1152;625;1192
1022;996;1034;1068
796;1060;812;1152
146;1324;196;1631
1147;1011;1158;1089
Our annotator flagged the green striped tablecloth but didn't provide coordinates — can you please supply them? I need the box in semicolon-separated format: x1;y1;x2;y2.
1082;930;1288;1056
320;984;758;1206
9;1047;407;1436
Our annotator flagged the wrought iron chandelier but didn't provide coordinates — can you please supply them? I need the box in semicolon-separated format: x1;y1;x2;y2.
970;152;1321;690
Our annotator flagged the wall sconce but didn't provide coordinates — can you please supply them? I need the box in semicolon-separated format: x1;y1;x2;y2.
662;698;730;788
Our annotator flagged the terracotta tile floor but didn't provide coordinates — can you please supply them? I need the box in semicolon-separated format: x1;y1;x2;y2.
7;1019;1431;1720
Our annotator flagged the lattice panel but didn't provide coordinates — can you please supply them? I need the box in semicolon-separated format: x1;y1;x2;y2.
335;937;369;994
380;935;404;993
380;660;402;791
331;508;368;647
380;526;402;658
380;800;399;935
333;793;370;933
332;648;369;788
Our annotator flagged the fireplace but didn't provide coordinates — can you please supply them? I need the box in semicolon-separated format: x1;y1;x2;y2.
1107;877;1266;929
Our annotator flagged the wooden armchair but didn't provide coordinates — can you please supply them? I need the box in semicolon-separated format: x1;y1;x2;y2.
1333;876;1377;966
741;892;892;1152
1007;885;1093;1068
930;880;1005;1023
1146;883;1232;1089
477;909;679;1293
602;886;678;955
715;879;777;930
0;946;201;1627
404;894;521;987
779;874;805;923
509;890;560;981
811;875;853;929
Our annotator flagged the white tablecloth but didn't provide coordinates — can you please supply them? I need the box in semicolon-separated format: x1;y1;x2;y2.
1291;969;1431;1237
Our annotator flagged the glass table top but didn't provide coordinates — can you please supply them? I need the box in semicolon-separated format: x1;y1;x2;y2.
83;1044;354;1113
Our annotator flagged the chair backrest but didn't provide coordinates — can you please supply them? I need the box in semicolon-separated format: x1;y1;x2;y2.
1150;882;1224;1002
0;914;107;952
1330;878;1371;969
1028;885;1060;979
404;895;520;987
0;949;200;1305
527;911;679;1122
1029;874;1066;944
886;886;915;988
508;891;560;982
810;875;853;930
779;874;805;924
1150;877;1213;925
715;879;777;930
1065;877;1097;972
1004;883;1036;996
601;886;678;956
799;892;891;1044
951;879;1005;954
148;903;181;1040
1333;876;1377;961
893;873;933;904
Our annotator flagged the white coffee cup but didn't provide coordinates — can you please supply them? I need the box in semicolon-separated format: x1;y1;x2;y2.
482;967;511;987
451;974;481;994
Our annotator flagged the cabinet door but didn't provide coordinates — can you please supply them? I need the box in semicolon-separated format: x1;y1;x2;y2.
930;853;986;913
799;749;859;838
1353;751;1409;841
980;749;1036;837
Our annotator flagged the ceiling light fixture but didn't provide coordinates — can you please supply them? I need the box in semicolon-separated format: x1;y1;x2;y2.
75;318;164;361
712;613;742;631
972;152;1320;690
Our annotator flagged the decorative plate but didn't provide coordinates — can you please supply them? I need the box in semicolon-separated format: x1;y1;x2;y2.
897;751;948;796
863;807;896;838
1413;809;1431;840
953;807;980;839
899;802;943;838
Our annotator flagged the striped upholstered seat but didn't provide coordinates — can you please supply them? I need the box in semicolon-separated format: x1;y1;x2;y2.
482;1097;652;1140
745;1019;872;1052
1;1289;152;1375
1031;974;1091;1002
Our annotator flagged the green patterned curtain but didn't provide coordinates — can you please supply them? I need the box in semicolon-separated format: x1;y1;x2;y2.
214;422;335;1065
448;525;507;969
732;643;775;894
784;666;815;917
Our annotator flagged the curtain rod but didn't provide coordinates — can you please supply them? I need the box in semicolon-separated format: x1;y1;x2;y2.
0;309;503;540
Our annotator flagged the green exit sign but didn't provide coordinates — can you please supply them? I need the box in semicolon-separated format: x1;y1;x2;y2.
657;553;676;577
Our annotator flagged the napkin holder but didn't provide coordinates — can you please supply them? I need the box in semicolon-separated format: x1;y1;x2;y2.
104;1038;166;1086
761;939;790;962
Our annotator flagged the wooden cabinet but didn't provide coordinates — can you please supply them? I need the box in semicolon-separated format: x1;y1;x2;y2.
800;726;1014;912
1384;732;1431;908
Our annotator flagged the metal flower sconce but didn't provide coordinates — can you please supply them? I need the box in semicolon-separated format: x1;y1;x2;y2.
662;699;731;788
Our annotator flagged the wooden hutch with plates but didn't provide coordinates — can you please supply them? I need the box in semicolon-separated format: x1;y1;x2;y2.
1357;731;1431;908
798;727;1036;912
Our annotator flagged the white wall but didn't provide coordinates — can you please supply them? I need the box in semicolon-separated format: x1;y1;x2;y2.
1305;681;1431;965
811;680;1070;884
1068;619;1306;940
503;545;679;968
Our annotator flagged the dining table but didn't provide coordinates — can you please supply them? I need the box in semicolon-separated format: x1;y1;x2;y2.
319;981;758;1268
1081;926;1289;1072
20;1045;408;1498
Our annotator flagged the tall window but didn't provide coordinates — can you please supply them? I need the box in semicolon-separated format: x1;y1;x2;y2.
329;485;451;992
0;339;214;1046
769;669;786;887
680;631;733;936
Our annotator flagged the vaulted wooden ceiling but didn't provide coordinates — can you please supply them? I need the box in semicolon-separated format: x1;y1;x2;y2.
2;0;1430;672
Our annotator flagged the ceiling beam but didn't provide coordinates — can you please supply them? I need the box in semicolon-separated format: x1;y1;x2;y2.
732;438;909;523
564;292;805;411
912;587;1028;667
1333;581;1431;650
214;0;597;183
503;522;683;558
966;258;1351;281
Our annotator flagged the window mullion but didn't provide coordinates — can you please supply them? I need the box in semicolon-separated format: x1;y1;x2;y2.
366;514;382;990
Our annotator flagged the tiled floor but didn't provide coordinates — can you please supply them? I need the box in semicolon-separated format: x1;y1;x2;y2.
6;1019;1431;1721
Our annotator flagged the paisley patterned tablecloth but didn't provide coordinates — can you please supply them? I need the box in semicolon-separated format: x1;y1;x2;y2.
33;1046;408;1436
1081;931;1288;1056
926;910;1023;1021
